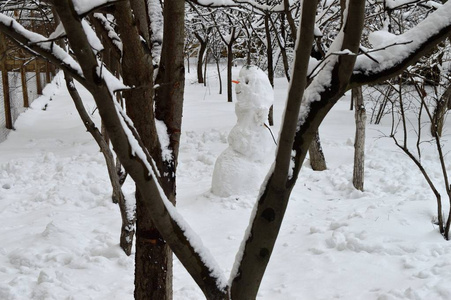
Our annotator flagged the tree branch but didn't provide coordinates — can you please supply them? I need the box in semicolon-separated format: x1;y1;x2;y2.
350;1;451;87
0;13;86;84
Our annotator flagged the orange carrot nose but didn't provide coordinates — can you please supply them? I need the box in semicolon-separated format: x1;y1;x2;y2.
232;80;240;84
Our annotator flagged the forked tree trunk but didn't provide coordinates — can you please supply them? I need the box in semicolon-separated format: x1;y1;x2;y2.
309;131;327;171
352;86;366;191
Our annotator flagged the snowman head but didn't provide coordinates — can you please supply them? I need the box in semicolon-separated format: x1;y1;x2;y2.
235;65;273;109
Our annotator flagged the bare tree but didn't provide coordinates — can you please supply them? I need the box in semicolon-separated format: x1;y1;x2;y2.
391;74;451;238
352;86;366;191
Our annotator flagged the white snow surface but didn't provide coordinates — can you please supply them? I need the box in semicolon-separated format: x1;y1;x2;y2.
1;64;451;299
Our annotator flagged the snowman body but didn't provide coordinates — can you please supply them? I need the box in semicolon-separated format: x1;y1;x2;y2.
211;66;274;197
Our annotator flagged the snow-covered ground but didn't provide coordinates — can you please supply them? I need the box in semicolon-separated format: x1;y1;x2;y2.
1;66;451;300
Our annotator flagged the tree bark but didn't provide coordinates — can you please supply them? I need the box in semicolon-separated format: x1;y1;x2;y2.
113;1;170;299
227;41;234;103
264;14;274;87
225;26;238;104
216;58;223;94
352;86;366;191
283;0;297;41
195;33;207;84
431;83;451;137
309;131;327;171
203;49;208;87
265;14;275;125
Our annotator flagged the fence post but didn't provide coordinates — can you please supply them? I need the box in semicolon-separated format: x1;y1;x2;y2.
45;61;51;84
21;65;29;107
0;32;12;129
35;59;42;95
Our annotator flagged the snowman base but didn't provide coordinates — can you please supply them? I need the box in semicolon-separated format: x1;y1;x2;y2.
211;147;267;197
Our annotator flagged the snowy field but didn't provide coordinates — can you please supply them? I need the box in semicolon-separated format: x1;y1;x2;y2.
1;66;451;300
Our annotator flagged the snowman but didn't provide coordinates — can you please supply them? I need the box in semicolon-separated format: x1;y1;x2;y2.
211;65;274;197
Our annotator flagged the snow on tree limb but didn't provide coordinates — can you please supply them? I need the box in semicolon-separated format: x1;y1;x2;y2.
72;0;118;16
81;19;104;53
92;13;122;55
188;0;291;12
351;1;451;86
0;13;84;82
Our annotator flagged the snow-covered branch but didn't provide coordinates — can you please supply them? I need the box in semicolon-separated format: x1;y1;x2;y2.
188;0;292;13
72;0;118;16
0;13;85;83
351;1;451;86
91;13;122;57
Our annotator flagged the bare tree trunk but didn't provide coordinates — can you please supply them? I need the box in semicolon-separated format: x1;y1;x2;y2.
352;86;366;191
264;14;274;87
283;0;297;41
432;83;451;137
268;105;274;126
246;35;251;65
265;13;275;125
216;58;222;94
195;34;207;84
113;1;173;299
309;131;327;171
203;49;208;87
151;1;185;298
187;54;190;73
227;41;233;102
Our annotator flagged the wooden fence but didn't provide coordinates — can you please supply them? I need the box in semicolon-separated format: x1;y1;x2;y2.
1;32;55;141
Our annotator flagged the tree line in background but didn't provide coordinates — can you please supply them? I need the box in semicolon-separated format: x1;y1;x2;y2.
0;0;450;299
